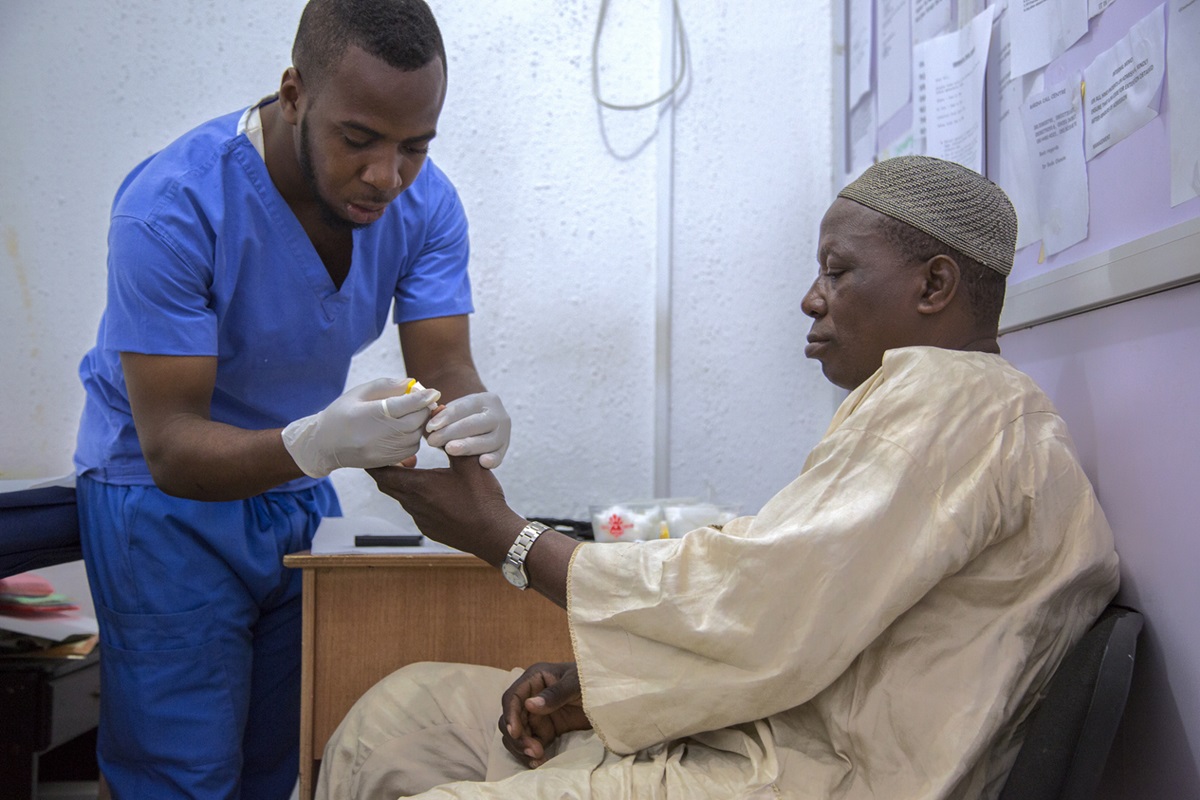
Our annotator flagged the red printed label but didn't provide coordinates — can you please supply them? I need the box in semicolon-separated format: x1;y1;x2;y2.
605;514;629;538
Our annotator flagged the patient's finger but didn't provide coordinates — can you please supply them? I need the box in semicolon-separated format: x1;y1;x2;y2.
498;713;538;766
498;715;548;767
501;667;549;738
527;673;581;715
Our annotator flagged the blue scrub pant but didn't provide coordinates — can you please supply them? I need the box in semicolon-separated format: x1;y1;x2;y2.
77;474;340;800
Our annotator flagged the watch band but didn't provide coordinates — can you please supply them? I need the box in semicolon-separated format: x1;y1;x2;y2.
502;521;549;589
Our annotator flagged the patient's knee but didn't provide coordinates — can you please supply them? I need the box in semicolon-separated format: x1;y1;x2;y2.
318;662;517;799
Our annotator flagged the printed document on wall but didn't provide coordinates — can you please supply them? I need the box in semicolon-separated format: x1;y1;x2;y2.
876;0;912;123
1022;76;1089;255
913;0;953;43
1168;0;1200;205
912;6;994;172
1009;0;1088;78
958;0;988;21
1082;4;1165;161
989;4;1045;250
880;129;917;160
849;0;874;108
848;93;879;181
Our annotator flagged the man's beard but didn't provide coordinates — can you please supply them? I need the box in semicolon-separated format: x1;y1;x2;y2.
298;117;368;231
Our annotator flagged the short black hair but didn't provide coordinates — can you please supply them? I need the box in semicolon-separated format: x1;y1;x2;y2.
878;214;1007;327
292;0;446;93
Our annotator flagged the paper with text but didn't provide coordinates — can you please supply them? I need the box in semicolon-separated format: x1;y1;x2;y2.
1083;3;1165;161
990;4;1046;250
1009;0;1089;78
958;0;988;23
1023;76;1090;254
1168;0;1200;205
849;0;874;108
880;129;917;160
913;0;953;43
912;6;994;172
848;93;879;181
877;0;913;123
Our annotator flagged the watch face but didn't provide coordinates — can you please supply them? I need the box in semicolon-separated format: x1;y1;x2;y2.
502;559;528;589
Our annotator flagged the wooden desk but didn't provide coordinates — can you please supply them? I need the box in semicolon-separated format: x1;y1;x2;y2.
0;650;101;799
283;551;574;800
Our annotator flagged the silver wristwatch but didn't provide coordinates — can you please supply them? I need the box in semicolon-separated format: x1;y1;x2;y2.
501;521;549;589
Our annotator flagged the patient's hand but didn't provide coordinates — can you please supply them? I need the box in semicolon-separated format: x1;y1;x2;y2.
499;661;591;768
368;456;524;566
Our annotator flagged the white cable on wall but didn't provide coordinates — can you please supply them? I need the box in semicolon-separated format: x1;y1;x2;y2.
591;0;690;111
591;0;690;498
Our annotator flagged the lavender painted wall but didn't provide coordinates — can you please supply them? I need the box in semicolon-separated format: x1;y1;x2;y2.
1001;280;1200;799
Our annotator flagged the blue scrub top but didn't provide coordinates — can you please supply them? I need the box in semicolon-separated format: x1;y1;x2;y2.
75;107;474;490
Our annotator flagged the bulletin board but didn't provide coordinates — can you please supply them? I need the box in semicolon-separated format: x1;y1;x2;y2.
830;0;1200;333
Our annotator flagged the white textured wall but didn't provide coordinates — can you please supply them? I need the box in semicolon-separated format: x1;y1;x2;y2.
668;1;838;514
338;0;665;521
0;1;304;471
1;1;834;525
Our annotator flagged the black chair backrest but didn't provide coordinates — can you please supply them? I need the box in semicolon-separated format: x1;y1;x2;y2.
0;485;82;580
998;604;1143;800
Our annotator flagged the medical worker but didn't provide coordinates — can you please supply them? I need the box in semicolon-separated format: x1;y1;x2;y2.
72;1;507;797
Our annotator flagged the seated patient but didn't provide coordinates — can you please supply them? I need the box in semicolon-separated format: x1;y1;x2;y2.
317;156;1120;800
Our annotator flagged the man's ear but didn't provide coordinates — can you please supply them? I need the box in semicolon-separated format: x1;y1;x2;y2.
917;254;960;315
278;67;304;126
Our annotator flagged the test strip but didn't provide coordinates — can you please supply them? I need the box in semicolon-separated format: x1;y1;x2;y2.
406;379;440;410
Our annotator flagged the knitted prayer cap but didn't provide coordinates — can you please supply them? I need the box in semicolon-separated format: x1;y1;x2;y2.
838;156;1018;276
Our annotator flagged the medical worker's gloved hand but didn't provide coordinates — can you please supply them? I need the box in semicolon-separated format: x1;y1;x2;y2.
282;377;441;478
425;391;511;469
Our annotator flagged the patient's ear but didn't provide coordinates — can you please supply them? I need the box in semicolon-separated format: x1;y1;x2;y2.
917;254;960;315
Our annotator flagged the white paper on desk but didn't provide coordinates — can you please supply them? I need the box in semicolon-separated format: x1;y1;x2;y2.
913;0;952;44
1083;4;1165;161
0;474;75;494
1168;0;1200;205
310;515;459;555
912;6;993;172
1023;75;1090;255
990;3;1046;249
1090;0;1118;19
877;0;912;124
0;612;98;642
1009;0;1088;79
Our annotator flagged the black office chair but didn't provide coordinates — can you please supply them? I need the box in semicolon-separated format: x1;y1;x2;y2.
998;604;1143;800
0;484;82;580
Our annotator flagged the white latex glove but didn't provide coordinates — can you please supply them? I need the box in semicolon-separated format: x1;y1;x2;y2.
425;391;511;469
282;377;441;478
